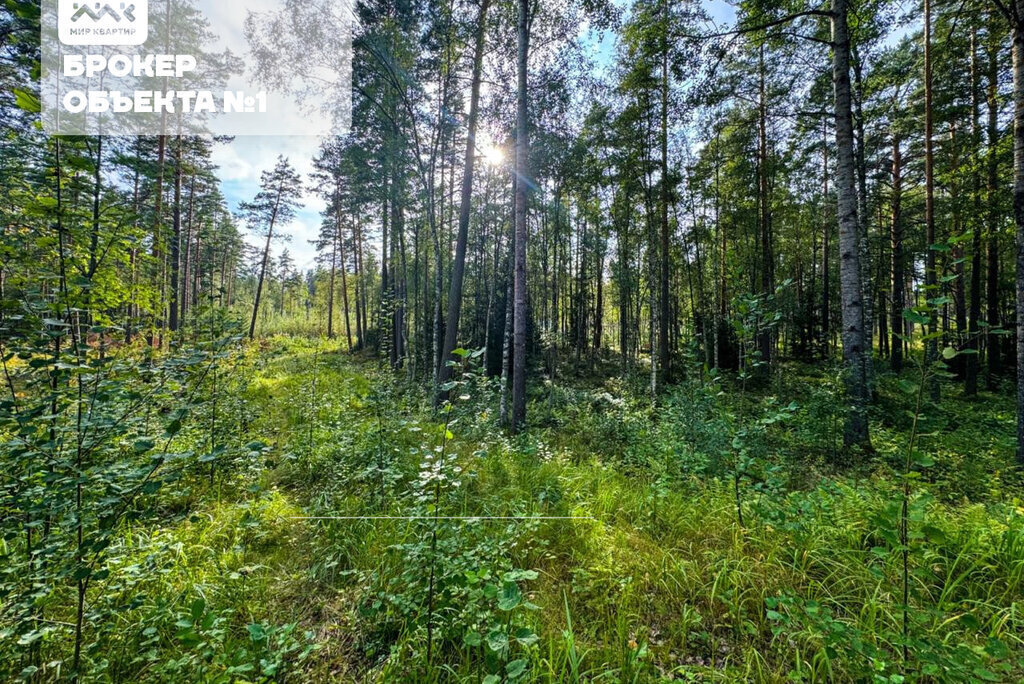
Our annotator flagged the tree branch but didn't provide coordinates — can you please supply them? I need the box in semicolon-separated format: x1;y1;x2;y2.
675;9;834;42
989;0;1017;26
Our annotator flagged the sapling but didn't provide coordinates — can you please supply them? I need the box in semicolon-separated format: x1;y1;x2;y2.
424;353;467;665
307;336;321;456
894;298;965;673
729;399;798;532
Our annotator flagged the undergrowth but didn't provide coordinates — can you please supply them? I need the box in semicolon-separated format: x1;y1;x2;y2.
3;335;1022;681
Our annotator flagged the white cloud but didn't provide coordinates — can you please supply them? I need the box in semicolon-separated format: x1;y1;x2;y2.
212;135;329;271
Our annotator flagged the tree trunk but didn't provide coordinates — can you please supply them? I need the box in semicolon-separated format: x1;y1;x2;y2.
717;136;726;368
181;172;196;322
951;124;968;344
127;147;140;343
500;228;514;428
354;218;366;348
821;120;831;359
192;232;201;312
757;44;774;368
511;0;529;432
339;205;353;351
396;195;409;367
438;0;491;398
658;0;671;379
248;196;281;340
987;8;1002;387
169;135;182;333
924;0;940;400
151;133;167;346
87;137;102;282
553;187;561;342
890;137;905;373
485;198;501;372
327;214;337;339
967;26;983;396
1012;4;1024;463
390;166;406;369
853;43;873;392
832;0;870;448
617;199;630;368
594;252;604;353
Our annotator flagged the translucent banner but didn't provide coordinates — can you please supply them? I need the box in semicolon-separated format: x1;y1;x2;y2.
41;0;352;136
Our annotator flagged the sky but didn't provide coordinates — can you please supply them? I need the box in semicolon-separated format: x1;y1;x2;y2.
214;0;740;273
195;0;345;274
212;136;327;272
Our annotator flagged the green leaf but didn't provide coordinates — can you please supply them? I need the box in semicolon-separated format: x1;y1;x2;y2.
133;439;155;454
972;668;1001;681
191;598;205;621
498;581;522;611
503;569;538;582
959;612;981;629
247;623;267;642
912;452;935;468
164;419;182;438
463;631;482;647
902;309;929;326
984;637;1009;659
13;88;40;113
941;346;957;359
514;627;539;645
486;628;509;653
506;658;528;678
17;631;42;646
898;380;919;395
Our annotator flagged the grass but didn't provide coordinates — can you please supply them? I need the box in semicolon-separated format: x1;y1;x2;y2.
257;338;1024;681
6;335;1022;681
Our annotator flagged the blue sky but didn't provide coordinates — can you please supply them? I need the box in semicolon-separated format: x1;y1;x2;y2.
212;136;326;272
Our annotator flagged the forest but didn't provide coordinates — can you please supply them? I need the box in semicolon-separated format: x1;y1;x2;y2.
2;0;1024;681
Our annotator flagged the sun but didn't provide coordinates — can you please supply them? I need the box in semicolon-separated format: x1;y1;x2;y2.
481;143;505;167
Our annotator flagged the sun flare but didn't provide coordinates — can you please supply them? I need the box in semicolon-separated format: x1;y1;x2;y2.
482;144;505;166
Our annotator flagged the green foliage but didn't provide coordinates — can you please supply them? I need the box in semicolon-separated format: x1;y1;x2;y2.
3;333;1022;681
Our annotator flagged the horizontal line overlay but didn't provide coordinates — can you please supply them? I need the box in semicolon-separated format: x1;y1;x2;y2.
288;516;596;521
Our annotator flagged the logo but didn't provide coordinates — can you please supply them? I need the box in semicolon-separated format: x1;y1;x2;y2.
59;0;148;46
